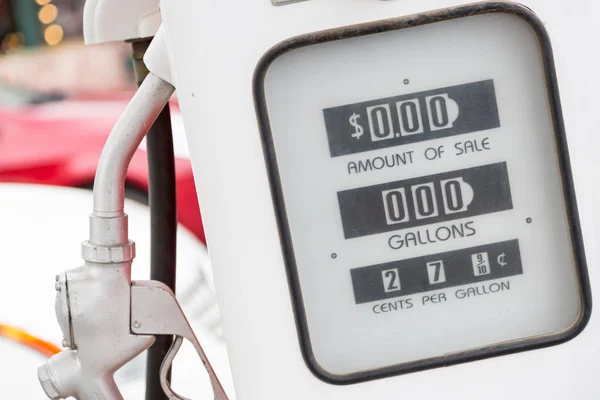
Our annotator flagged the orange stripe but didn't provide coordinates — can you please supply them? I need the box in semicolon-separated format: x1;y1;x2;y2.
0;323;61;358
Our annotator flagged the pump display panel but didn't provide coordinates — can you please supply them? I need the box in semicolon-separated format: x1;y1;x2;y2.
254;3;591;384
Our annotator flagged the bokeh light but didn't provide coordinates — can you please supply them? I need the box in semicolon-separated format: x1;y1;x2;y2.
38;4;58;25
1;32;25;52
44;24;64;46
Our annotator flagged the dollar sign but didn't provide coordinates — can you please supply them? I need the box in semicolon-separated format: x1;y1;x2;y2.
349;113;364;139
497;253;507;267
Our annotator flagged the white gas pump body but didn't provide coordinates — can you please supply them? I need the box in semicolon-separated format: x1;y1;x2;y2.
156;1;599;399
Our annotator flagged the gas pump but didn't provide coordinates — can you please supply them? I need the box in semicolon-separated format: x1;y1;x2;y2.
37;1;598;399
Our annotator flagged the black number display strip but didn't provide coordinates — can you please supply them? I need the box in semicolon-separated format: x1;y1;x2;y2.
323;79;500;157
338;162;513;239
351;239;522;304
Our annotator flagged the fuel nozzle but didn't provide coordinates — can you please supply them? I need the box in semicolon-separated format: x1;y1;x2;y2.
38;71;227;399
37;256;155;400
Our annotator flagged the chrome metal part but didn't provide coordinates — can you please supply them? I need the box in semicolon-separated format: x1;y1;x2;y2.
131;281;229;400
93;72;174;218
81;239;136;263
38;72;177;400
38;70;225;399
90;73;174;249
39;262;156;399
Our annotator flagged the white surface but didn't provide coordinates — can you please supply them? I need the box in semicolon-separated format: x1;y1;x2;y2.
264;11;582;375
83;0;161;44
0;184;232;399
145;26;175;86
161;0;600;398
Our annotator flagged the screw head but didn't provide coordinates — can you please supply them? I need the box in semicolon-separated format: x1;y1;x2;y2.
133;320;141;329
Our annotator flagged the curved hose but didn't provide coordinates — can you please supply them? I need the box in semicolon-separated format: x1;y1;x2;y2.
90;72;174;246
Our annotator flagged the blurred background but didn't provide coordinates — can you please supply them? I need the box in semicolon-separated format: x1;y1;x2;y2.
0;0;134;97
0;0;233;398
